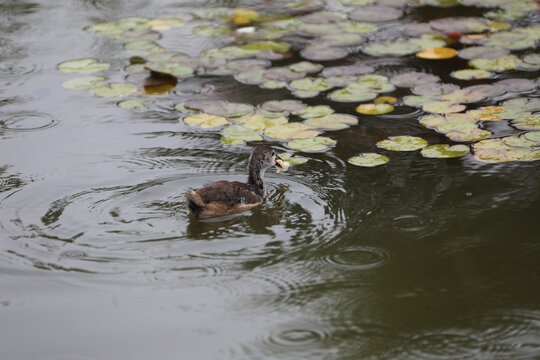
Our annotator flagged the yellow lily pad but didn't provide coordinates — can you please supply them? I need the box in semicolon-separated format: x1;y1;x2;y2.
265;123;320;140
183;113;229;128
416;47;457;60
356;103;394;115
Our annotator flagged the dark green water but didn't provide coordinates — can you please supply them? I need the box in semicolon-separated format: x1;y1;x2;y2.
1;0;539;359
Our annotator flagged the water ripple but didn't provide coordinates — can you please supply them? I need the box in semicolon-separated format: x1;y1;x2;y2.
0;112;57;132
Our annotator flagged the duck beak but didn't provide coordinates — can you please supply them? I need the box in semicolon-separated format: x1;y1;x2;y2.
274;155;283;169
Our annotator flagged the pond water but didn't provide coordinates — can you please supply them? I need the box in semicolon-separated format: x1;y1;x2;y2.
1;0;539;359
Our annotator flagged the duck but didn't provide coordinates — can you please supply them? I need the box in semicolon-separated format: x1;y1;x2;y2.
186;145;288;219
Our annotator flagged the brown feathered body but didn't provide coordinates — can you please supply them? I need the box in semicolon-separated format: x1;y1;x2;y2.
186;146;282;220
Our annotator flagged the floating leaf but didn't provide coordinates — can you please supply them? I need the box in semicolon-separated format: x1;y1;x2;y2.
293;105;334;118
363;40;421;56
495;78;536;93
464;84;504;98
322;63;374;77
457;46;509;60
523;54;540;66
423;101;466;114
288;136;336;152
524;131;540;143
319;33;364;46
348;153;389;167
469;55;521;71
450;69;493;80
350;5;402;22
220;125;262;145
512;114;540;130
374;96;397;104
440;89;486;104
474;137;540;163
288;61;323;73
235;114;288;131
58;58;110;73
430;16;489;34
145;62;194;78
421;144;470;158
234;69;266;85
184;100;254;118
376;136;428;151
124;40;163;53
117;99;148;110
403;95;440;107
193;25;232;36
390;72;439;87
300;46;348;61
416;47;457;60
261;100;306;113
278;152;309;165
467;106;505;121
90;83;137;97
184;113;229;128
289;77;332;92
62;76;107;90
356;103;394;114
329;87;378;102
265;123;320;140
412;83;459;96
223;8;259;25
304;113;358;130
292;90;320;98
502;97;540;112
147;18;185;30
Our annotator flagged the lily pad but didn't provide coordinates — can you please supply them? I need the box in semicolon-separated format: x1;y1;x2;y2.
289;77;332;92
423;101;466;114
463;84;504;98
467;106;506;121
450;69;493;80
412;83;459;96
440;89;486;104
502;97;540;112
376;136;428;151
278;152;309;165
350;5;402;22
124;40;163;53
416;47;457;60
403;95;440;107
264;67;306;81
363;40;421;57
474;137;540;163
390;72;439;88
420;144;470;158
300;46;349;61
236;114;288;131
147;18;185;31
374;96;397;104
293;105;335;118
193;25;232;36
292;90;320;98
304;113;358;130
288;61;323;73
184;100;254;118
58;58;110;74
261;100;306;113
322;64;374;77
288;136;336;152
457;46;509;60
469;55;521;71
495;78;536;93
356;103;394;115
184;113;229;128
62;76;107;90
329;87;378;102
90;83;137;98
348;153;389;167
512;114;540;130
523;54;540;66
265;123;320;140
145;62;194;78
220;125;263;145
318;33;364;46
430;17;489;34
117;99;148;110
234;69;266;85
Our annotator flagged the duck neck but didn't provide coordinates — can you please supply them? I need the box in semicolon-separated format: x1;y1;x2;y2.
247;164;267;198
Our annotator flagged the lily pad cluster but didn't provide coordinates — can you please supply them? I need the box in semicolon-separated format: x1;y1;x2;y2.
58;0;540;166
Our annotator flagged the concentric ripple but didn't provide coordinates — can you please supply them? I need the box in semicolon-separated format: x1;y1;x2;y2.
0;112;57;132
318;246;390;270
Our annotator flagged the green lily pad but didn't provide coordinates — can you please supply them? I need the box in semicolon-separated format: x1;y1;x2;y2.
265;123;320;140
62;76;107;90
184;100;254;118
289;77;332;92
482;29;537;51
318;33;364;46
220;125;263;145
502;97;540;112
328;87;378;102
374;96;397;104
350;5;402;22
117;99;148;110
348;153;389;167
293;105;334;118
193;25;232;36
524;131;540;143
503;135;538;149
304;113;358;130
450;69;494;80
184;113;229;128
403;95;440;107
145;62;194;78
116;29;161;42
523;54;540;66
356;103;394;115
363;40;421;57
445;127;492;142
58;58;110;74
234;69;266;85
419;113;491;141
85;22;123;35
390;72;439;88
322;64;374;77
288;61;323;73
124;40;163;53
376;136;428;151
469;55;521;71
336;0;376;5
300;46;349;61
117;17;150;31
261;100;306;113
467;106;506;121
288;136;336;152
474;137;540;163
412;83;459;96
147;18;185;31
292;90;321;98
264;67;306;81
512;114;540;130
341;21;379;33
278;152;309;165
90;83;137;98
324;75;359;87
420;144;470;158
495;78;536;92
235;114;288;131
205;41;290;59
457;46;509;60
261;81;288;89
423;101;466;114
440;89;486;104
